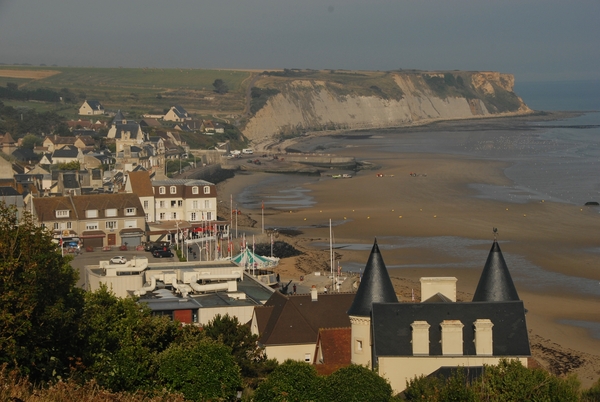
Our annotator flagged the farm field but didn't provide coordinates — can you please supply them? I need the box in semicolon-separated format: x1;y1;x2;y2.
0;66;253;119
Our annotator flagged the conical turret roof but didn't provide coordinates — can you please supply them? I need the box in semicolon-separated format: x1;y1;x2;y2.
347;239;398;316
112;110;125;125
472;241;520;302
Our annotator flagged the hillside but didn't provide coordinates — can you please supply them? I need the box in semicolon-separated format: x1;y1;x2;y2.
243;69;532;141
0;67;531;143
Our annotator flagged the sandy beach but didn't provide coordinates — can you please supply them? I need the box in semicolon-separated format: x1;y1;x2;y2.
217;119;600;386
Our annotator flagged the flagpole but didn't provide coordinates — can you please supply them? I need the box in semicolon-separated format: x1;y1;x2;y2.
261;200;264;234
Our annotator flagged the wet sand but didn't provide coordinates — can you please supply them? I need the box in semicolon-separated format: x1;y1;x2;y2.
217;126;600;386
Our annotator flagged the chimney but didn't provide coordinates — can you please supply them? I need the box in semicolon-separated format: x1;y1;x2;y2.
420;277;457;302
311;285;318;301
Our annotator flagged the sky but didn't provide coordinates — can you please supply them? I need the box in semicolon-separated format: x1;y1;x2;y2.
0;0;598;82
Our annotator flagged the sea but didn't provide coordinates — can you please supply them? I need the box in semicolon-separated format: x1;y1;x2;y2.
238;79;600;209
234;80;600;337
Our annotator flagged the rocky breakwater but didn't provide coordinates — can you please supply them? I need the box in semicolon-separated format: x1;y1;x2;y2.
242;70;532;142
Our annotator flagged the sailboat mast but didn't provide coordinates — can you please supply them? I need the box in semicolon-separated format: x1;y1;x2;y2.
330;219;334;291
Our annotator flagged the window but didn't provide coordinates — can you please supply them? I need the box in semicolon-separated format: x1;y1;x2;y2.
192;200;198;209
125;207;136;216
190;212;197;221
145;213;149;221
53;222;59;230
192;186;199;194
105;208;117;217
304;353;311;362
204;200;210;209
171;200;176;207
177;200;183;207
86;222;99;230
170;186;176;194
86;210;98;218
66;222;72;229
203;186;210;194
106;221;117;229
171;212;177;219
143;200;149;209
159;186;166;194
355;339;363;352
159;201;165;208
206;212;212;221
159;212;165;220
125;220;136;228
56;210;70;218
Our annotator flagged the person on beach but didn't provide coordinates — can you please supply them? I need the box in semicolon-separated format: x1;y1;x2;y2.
276;273;280;283
293;284;297;294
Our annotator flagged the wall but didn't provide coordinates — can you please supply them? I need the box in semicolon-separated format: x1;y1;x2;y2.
378;356;529;394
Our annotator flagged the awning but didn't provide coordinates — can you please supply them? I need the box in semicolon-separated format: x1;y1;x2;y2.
81;230;106;239
119;228;145;237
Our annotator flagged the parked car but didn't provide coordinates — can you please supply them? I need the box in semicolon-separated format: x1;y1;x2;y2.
110;256;127;264
152;249;174;258
145;242;169;252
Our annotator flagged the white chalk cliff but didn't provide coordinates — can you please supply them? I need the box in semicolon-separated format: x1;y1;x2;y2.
243;71;531;141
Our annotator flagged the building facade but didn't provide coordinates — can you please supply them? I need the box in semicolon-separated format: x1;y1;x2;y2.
32;193;146;248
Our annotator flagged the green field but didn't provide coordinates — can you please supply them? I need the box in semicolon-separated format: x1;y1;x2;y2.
0;66;253;119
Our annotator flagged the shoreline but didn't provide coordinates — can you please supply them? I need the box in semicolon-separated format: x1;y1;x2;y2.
217;113;600;386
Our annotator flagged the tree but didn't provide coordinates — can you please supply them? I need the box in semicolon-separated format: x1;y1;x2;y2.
20;134;43;149
324;365;393;402
77;284;182;392
213;79;229;94
253;360;323;402
203;314;275;388
57;161;80;170
157;339;242;401
0;204;84;381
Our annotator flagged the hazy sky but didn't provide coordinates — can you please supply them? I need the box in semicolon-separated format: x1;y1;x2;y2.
0;0;598;82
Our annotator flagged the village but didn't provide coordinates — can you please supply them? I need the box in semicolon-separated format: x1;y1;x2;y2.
0;99;537;396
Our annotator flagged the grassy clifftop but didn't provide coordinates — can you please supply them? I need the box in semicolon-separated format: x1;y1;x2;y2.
0;66;529;140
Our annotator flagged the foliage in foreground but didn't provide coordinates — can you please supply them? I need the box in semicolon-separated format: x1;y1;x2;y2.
404;359;584;402
253;362;393;402
0;204;84;382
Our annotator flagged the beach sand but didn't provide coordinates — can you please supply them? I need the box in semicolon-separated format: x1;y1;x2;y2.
217;138;600;386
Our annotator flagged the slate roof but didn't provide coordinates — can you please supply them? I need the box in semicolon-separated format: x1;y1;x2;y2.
85;100;104;111
256;291;355;346
53;147;79;158
62;173;79;189
371;301;530;357
472;241;520;302
112;110;125;124
11;148;38;162
347;239;398;316
0;187;20;196
172;105;188;118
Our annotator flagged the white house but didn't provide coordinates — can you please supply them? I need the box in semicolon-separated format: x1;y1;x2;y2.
79;100;105;116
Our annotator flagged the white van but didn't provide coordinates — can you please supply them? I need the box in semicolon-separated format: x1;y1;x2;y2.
242;148;254;154
230;150;241;155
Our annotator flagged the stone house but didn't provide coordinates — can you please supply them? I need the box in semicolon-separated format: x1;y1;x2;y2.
79;100;105;115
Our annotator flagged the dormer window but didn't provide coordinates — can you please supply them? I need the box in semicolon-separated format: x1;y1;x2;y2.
170;186;177;194
105;208;117;217
56;210;70;218
159;186;166;194
192;186;199;194
125;207;136;216
440;320;464;355
86;209;98;218
203;186;210;194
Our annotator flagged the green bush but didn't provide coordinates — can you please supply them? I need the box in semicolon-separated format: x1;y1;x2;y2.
157;339;242;401
324;364;392;402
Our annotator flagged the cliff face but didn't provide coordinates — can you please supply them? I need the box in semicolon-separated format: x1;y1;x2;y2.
243;71;531;141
